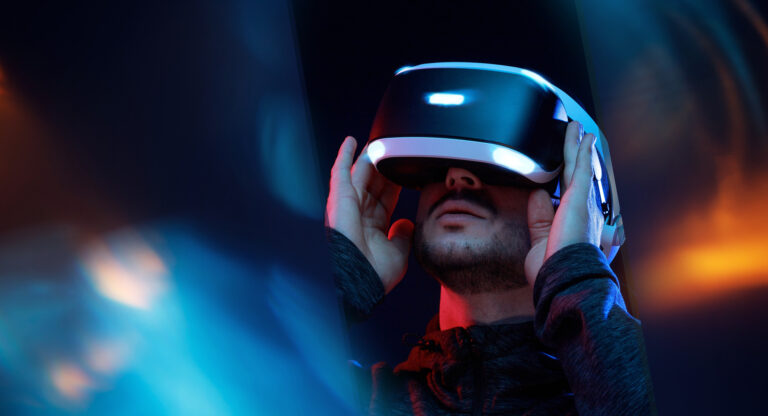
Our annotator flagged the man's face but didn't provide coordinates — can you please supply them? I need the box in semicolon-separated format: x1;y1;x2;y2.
414;167;532;294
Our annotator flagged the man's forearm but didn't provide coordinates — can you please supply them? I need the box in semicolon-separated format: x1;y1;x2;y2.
533;243;656;415
327;226;385;323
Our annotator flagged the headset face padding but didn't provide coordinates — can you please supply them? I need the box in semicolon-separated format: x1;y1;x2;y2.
366;62;624;261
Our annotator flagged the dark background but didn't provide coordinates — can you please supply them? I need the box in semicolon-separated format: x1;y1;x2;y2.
0;0;766;414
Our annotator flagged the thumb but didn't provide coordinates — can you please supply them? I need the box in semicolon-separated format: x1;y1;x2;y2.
528;189;555;246
388;218;415;257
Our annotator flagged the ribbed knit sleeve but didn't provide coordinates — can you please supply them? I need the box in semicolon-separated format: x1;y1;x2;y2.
326;227;386;323
533;243;656;415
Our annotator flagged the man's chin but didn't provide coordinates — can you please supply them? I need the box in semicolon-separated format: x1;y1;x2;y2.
424;247;477;267
425;227;489;246
415;237;494;273
414;218;531;293
415;223;489;264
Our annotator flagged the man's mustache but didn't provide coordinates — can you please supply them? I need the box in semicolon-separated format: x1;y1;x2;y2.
427;189;498;218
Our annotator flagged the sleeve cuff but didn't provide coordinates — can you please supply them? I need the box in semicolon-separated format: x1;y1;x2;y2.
326;227;385;322
533;243;618;309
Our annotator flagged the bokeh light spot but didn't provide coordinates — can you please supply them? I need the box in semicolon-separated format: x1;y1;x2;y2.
50;362;94;402
81;234;168;310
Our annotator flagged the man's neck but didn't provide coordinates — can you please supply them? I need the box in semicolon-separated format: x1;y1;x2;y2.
438;285;535;330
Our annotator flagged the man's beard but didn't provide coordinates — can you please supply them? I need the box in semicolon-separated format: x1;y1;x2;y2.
414;218;531;295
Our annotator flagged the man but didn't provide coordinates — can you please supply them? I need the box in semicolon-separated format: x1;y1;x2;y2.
326;121;655;415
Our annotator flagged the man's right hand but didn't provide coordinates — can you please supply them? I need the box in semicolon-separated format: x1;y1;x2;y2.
326;136;414;294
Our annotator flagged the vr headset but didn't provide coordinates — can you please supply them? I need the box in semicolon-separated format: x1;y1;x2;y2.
365;62;625;261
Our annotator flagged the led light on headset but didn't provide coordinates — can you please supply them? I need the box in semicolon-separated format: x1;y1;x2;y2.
367;141;386;164
491;147;536;175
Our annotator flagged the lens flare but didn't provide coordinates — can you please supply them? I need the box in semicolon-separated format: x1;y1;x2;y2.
81;235;168;310
50;362;94;402
85;338;133;374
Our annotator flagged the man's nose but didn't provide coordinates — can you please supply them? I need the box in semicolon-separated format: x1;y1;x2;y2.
445;167;483;190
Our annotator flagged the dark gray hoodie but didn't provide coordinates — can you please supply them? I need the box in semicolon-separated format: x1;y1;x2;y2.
327;228;656;415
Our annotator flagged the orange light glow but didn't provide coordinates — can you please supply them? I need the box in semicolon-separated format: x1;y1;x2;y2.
678;241;768;282
0;65;5;95
82;234;168;310
637;159;768;311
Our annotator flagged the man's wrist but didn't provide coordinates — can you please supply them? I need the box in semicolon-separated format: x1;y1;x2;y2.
326;226;385;322
533;242;615;308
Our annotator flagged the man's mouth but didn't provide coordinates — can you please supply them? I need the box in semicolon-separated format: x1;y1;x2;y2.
435;200;488;220
427;189;497;220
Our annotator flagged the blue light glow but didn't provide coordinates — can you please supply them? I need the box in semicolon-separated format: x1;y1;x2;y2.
0;224;355;415
426;93;465;106
395;65;413;75
396;62;555;90
553;99;568;122
520;68;554;89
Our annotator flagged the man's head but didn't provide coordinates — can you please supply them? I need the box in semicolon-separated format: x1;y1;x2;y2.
414;166;532;295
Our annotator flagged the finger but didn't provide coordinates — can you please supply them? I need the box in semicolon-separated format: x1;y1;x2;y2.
586;176;604;246
562;121;583;190
566;132;596;203
388;218;414;258
378;175;403;210
527;188;555;246
330;136;357;192
351;142;393;202
351;144;379;198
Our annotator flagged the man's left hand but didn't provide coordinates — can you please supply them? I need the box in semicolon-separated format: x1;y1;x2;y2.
524;121;604;286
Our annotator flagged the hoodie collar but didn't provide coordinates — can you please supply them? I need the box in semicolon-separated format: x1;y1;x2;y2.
395;314;541;372
392;315;567;412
